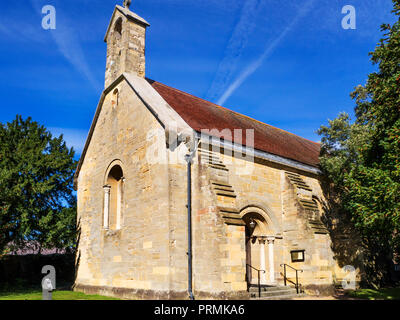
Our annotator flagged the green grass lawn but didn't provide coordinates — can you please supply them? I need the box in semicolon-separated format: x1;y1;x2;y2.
347;288;400;300
0;288;120;300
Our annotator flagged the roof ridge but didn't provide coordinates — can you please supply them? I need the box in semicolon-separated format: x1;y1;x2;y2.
149;79;320;146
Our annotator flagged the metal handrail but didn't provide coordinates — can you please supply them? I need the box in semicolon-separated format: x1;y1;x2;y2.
280;264;303;294
246;264;266;298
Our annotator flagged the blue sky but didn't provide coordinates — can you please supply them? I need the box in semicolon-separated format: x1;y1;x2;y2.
0;0;397;158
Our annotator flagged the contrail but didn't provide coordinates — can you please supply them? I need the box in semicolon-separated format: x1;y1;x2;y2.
206;0;263;102
30;0;101;92
217;0;316;106
50;26;102;91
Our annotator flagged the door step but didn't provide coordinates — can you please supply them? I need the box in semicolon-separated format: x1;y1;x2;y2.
252;293;307;300
248;285;303;300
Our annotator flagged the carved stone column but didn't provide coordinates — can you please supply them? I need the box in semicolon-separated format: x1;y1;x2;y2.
103;185;111;229
267;236;276;284
116;180;122;230
258;237;267;285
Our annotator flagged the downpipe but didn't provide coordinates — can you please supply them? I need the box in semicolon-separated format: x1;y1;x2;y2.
184;140;199;301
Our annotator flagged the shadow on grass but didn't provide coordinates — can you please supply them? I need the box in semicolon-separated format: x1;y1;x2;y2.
347;288;400;300
0;283;120;300
0;290;120;300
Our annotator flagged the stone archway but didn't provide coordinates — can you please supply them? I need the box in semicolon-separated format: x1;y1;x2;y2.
241;207;278;286
103;160;125;230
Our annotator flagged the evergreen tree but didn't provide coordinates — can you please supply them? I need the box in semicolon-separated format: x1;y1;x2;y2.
0;115;77;255
318;1;400;286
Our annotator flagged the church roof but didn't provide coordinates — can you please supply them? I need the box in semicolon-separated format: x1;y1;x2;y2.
74;74;320;188
148;79;321;168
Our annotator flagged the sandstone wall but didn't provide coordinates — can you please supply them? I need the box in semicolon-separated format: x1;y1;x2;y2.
105;10;147;87
75;81;354;299
75;80;173;299
188;145;352;296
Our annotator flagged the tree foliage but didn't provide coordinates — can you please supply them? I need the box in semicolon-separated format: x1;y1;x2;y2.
0;116;77;255
318;1;400;286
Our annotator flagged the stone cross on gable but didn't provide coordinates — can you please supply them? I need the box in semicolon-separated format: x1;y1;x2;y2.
123;0;132;9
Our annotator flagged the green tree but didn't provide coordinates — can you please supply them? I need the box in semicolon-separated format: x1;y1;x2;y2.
318;1;400;287
0;115;77;255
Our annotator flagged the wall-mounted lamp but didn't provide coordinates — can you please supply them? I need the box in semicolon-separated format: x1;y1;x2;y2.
249;219;256;229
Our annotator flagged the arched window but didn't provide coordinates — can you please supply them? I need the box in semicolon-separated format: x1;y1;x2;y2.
114;17;122;39
103;164;124;230
110;17;123;76
112;88;119;108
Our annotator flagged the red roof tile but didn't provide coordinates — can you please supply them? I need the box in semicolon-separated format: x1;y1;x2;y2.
148;79;321;168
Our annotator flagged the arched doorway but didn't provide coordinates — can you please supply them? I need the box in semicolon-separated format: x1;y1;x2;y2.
242;208;277;287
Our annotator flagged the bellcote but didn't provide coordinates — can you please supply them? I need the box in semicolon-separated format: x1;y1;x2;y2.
104;4;150;88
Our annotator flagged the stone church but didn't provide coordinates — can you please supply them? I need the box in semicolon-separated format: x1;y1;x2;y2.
73;2;351;299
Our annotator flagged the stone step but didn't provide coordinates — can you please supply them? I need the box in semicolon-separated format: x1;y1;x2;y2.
198;150;218;157
210;171;229;184
200;157;224;164
285;172;313;191
308;219;329;234
223;217;246;226
213;186;235;193
211;181;233;188
286;176;304;183
202;161;225;167
300;201;317;207
212;183;233;189
249;287;299;299
216;191;237;198
287;177;307;184
200;154;222;161
294;185;313;191
221;212;241;219
199;150;219;155
250;293;299;300
249;288;297;296
309;223;326;228
299;199;316;204
248;285;296;293
209;164;229;171
300;203;318;210
252;293;306;300
286;174;303;180
310;228;329;235
218;207;239;214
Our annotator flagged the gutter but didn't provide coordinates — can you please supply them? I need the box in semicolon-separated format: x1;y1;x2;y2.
195;132;321;176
